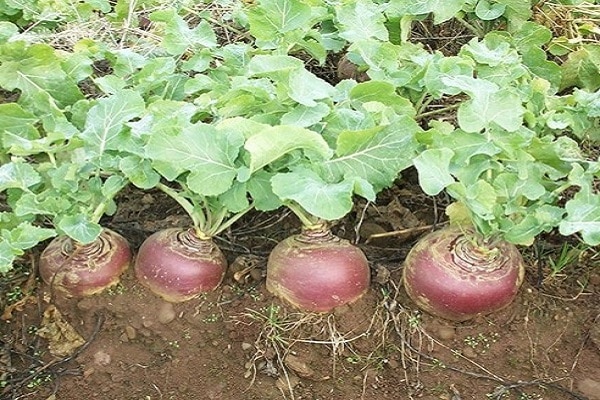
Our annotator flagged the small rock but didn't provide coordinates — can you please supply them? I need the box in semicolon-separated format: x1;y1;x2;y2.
93;350;111;366
284;354;315;378
125;325;137;340
437;326;456;341
461;346;477;358
241;342;253;351
577;378;600;400
157;302;176;325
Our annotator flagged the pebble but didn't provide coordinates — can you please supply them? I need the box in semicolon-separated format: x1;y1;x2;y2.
577;378;600;400
125;325;137;340
437;326;456;340
284;354;314;378
241;342;253;351
157;302;176;325
93;350;111;366
461;346;477;358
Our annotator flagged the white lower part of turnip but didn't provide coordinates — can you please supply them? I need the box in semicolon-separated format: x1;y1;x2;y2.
402;226;525;322
266;229;370;313
39;228;132;297
134;228;226;302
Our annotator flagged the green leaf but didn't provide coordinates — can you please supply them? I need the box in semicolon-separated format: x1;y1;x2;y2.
0;103;39;141
120;156;160;189
57;214;103;244
0;241;18;274
247;170;283;211
81;90;146;156
146;123;244;196
474;0;506;20
246;54;304;76
386;0;466;24
219;183;250;213
461;35;519;67
0;21;18;42
448;80;524;132
149;9;217;55
287;68;335;107
0;42;83;108
3;222;56;252
272;169;355;220
247;0;315;41
559;187;600;245
413;148;455;195
336;0;389;42
244;125;333;173
349;80;415;116
0;162;41;191
280;103;331;127
322;116;420;191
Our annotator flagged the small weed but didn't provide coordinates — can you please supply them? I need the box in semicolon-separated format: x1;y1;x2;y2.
408;313;421;329
26;373;51;389
107;282;126;296
202;313;220;323
6;286;23;303
547;242;585;277
463;332;499;353
430;358;446;369
167;340;179;349
345;355;361;364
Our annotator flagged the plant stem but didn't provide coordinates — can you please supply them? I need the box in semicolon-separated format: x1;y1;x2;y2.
416;102;461;120
455;16;484;38
157;182;204;229
211;203;255;236
90;180;128;224
285;202;320;229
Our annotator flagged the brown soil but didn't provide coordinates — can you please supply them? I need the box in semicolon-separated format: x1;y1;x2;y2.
2;182;599;400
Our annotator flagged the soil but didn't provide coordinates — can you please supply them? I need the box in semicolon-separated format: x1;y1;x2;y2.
1;181;600;400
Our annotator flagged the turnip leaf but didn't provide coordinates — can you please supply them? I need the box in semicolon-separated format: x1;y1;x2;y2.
146;123;243;196
244;125;333;173
0;162;41;191
2;222;56;252
150;9;217;55
336;0;388;42
0;42;83;107
413;148;455;195
322;116;419;192
272;169;355;221
246;0;315;41
559;188;600;245
474;0;505;20
386;0;466;24
82;90;145;156
0;103;38;140
57;214;103;244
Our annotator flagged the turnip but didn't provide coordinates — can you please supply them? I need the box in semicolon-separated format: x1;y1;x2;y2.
135;226;227;303
402;226;525;322
267;222;370;313
133;179;249;302
39;228;131;297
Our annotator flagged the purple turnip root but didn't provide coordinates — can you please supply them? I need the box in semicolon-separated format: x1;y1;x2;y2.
266;229;370;313
39;228;131;297
134;228;226;302
402;226;525;322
